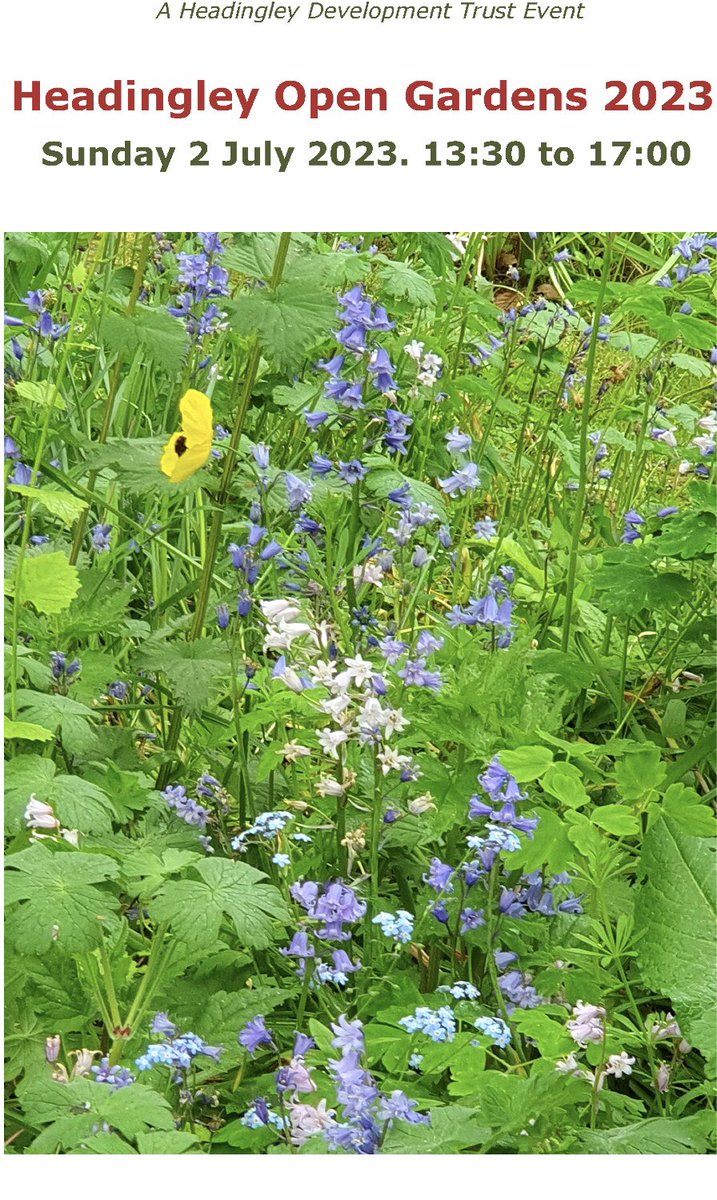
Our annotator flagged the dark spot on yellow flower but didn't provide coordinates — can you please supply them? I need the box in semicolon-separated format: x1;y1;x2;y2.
174;435;188;457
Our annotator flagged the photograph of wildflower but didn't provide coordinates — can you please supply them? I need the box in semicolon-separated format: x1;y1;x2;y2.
4;231;716;1155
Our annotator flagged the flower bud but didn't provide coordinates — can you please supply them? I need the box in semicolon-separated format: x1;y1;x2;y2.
45;1035;61;1063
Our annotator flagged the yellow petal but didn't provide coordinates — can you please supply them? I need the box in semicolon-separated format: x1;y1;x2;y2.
160;432;183;479
179;389;213;445
165;441;212;484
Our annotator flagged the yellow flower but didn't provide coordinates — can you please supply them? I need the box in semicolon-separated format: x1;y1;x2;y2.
160;389;214;483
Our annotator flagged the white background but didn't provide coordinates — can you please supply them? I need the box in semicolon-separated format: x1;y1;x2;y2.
0;0;715;230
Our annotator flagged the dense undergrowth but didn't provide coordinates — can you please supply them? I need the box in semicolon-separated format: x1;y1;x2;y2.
3;230;716;1155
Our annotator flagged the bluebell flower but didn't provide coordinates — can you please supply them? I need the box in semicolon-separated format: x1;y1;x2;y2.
107;680;129;701
438;462;480;496
378;1090;430;1125
285;472;313;509
309;454;333;476
216;603;230;630
304;409;329;429
10;461;33;486
238;1016;275;1055
460;907;486;933
338;459;368;484
445;427;473;454
424;857;454;893
163;783;210;829
398;658;443;689
93;1057;135;1089
474;517;498;539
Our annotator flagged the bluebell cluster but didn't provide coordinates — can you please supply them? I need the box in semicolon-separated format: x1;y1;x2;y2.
136;1013;222;1079
166;231;229;343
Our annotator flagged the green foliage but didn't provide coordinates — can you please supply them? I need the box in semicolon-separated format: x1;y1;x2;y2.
5;844;120;955
635;816;717;1058
149;858;289;953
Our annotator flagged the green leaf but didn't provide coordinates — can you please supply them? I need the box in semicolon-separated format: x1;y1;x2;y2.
661;783;717;838
530;650;595;690
4;752;117;834
101;305;189;372
541;762;590;809
8;550;80;614
654;509;716;560
634;815;717;1058
375;257;436;307
4;718;54;743
499;745;554;782
135;1130;200;1154
615;744;666;801
5;843;120;955
578;1115;713;1154
382;1104;488;1153
13;690;99;757
8;484;87;524
592;803;640;838
15;380;66;409
19;1077;175;1152
149;858;289;952
137;637;228;712
661;698;687;740
593;553;691;617
228;283;336;371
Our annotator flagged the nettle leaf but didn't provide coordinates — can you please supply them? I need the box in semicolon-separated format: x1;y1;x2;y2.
228;282;336;371
149;858;290;952
137;637;228;712
375;257;436;307
5;843;120;955
8;550;80;614
4;753;116;834
634;815;717;1058
8;484;88;524
100;305;189;372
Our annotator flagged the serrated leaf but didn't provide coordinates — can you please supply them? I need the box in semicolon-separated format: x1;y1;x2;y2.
137;637;228;712
101;305;189;372
9;484;87;523
578;1115;712;1154
375;258;436;307
593;553;691;617
13;690;99;758
8;550;80;614
661;783;717;837
382;1104;488;1153
149;858;289;952
228;283;336;371
634;815;717;1057
541;762;590;809
5;843;120;955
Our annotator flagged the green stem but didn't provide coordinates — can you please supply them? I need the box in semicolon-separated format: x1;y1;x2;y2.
561;234;614;653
